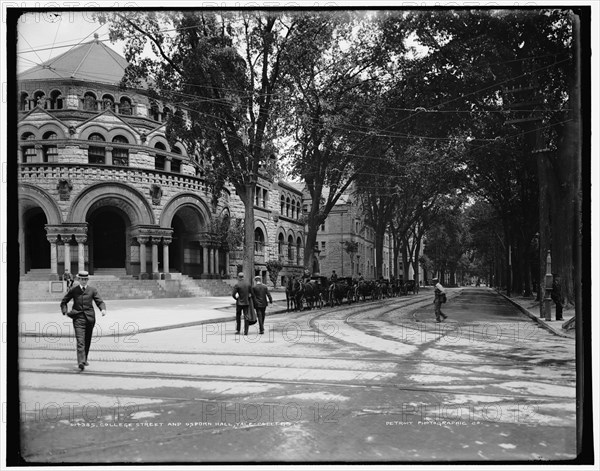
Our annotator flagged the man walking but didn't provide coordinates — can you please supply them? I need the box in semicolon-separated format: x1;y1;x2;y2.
252;276;273;334
551;273;565;321
232;272;252;335
432;277;448;323
60;271;106;371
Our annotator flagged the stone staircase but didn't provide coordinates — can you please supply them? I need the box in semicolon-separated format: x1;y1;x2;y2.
18;269;235;301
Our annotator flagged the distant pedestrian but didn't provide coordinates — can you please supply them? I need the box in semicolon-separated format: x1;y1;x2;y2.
60;271;106;371
232;272;253;335
432;277;448;322
302;269;311;283
551;273;565;321
63;268;74;290
252;276;273;334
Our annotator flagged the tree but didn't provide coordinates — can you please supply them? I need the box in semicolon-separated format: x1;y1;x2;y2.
275;12;393;271
265;259;284;289
99;11;302;282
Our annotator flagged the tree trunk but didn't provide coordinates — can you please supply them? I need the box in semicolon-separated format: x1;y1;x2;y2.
242;183;256;282
374;223;386;278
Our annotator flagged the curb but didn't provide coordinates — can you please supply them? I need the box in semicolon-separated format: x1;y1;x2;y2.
499;293;571;338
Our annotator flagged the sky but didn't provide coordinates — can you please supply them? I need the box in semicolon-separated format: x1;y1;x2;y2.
16;11;127;74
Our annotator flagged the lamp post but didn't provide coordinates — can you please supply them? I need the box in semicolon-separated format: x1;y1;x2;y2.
543;250;553;320
357;254;361;276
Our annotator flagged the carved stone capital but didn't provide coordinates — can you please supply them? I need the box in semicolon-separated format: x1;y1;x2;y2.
137;236;150;245
75;236;87;244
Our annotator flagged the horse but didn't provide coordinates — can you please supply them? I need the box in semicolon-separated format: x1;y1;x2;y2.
356;280;376;301
328;280;353;306
286;277;300;311
296;280;320;310
405;280;416;295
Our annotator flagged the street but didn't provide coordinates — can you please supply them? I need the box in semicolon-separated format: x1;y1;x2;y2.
18;288;576;463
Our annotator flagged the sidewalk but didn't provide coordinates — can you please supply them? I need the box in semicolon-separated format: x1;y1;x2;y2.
17;290;291;338
499;292;575;339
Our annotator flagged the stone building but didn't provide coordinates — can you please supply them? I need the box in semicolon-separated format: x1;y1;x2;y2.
17;35;304;297
308;187;394;280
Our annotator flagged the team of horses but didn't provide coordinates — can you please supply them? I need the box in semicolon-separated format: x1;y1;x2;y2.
285;276;418;311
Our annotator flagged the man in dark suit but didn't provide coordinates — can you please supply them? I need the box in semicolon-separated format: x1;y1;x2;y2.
252;276;273;334
60;271;106;371
232;272;252;335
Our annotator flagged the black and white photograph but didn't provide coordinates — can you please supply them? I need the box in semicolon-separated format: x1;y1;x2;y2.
2;0;597;468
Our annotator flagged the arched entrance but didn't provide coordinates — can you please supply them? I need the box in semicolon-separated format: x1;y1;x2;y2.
87;207;129;271
23;208;50;272
170;206;205;277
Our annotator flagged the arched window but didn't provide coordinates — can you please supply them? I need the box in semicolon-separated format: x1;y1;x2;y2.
278;233;284;259
112;135;129;166
163;106;172;121
286;197;291;217
296;237;302;266
287;235;294;262
172;145;182;155
21;132;36;163
33;91;47;109
102;94;114;111
88;133;106;164
19;92;29;111
119;97;132;115
150;102;160;121
42;131;58;162
83;92;97;111
254;228;265;255
50;90;63;109
154;142;166;170
280;195;285;214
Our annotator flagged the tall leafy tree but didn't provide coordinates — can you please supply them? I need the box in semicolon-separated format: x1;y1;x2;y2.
275;11;393;271
99;11;300;280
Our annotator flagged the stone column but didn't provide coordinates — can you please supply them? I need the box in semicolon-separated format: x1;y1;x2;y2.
225;251;230;277
48;235;59;276
208;248;214;274
162;239;171;274
214;248;220;275
138;236;149;276
105;146;113;166
75;236;87;273
203;246;209;274
63;238;71;273
151;240;159;274
35;144;43;163
165;156;172;173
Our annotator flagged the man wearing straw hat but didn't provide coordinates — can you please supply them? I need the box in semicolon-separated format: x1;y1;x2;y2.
60;271;106;371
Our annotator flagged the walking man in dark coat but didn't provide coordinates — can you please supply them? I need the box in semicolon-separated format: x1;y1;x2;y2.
60;271;106;371
551;273;565;321
432;277;448;323
252;276;273;334
232;272;253;335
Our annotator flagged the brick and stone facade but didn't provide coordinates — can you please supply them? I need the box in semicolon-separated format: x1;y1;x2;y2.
17;38;305;286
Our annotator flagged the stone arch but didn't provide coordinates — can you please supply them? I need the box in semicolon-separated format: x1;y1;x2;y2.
159;193;211;229
147;134;170;149
67;182;155;225
254;218;269;242
78;124;112;140
106;127;138;145
19;124;40;139
18;183;63;225
38;123;67;139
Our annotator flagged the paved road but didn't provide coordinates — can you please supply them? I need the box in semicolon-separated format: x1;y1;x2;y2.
17;288;576;463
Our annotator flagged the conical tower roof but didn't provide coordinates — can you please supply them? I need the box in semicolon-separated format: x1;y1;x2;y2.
18;34;129;85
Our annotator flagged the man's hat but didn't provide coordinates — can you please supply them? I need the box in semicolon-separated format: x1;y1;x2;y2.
254;276;261;281
238;272;244;278
432;277;438;281
78;271;89;278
